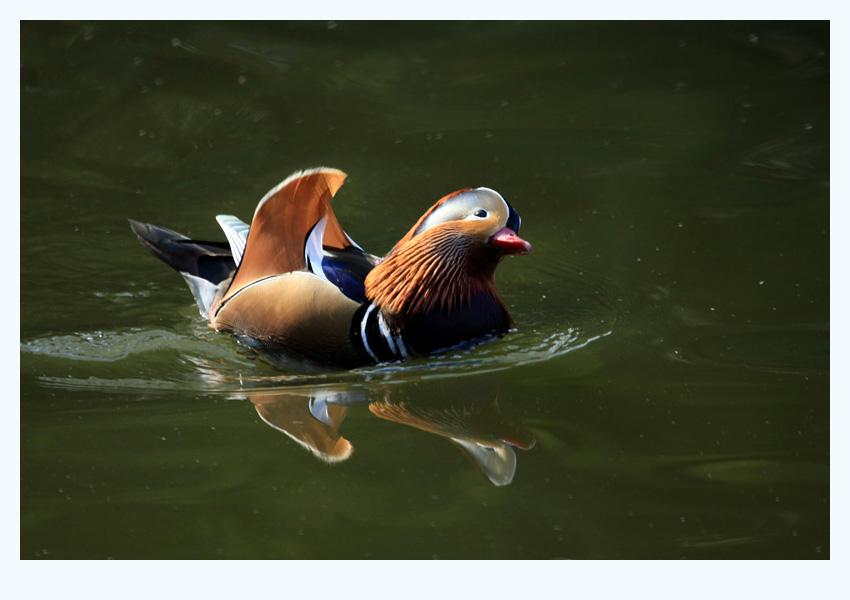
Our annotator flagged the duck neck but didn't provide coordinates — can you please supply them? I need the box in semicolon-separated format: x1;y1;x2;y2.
364;227;502;317
360;229;514;359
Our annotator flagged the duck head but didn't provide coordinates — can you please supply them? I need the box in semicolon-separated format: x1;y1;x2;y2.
364;187;532;317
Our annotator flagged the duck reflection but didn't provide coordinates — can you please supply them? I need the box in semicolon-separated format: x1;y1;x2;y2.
249;388;366;464
239;384;535;486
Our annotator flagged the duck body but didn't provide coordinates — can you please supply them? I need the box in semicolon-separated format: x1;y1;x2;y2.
130;168;531;369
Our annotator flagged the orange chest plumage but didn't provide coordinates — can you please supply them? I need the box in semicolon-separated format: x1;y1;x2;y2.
130;168;532;369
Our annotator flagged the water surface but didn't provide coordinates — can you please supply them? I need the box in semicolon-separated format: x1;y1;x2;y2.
21;21;828;559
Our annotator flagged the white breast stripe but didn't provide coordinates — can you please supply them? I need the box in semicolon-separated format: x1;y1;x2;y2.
378;311;409;359
360;303;380;362
394;330;410;359
378;310;398;356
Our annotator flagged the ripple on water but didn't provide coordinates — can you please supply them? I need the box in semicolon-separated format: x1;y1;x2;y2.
738;134;826;183
24;325;613;395
665;323;827;375
21;329;191;363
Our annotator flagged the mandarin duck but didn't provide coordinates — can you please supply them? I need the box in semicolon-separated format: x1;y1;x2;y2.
130;168;531;369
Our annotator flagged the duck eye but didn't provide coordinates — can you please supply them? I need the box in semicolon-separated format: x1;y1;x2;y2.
473;209;488;218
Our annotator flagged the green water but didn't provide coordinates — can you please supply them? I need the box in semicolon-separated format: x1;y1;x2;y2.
20;21;828;559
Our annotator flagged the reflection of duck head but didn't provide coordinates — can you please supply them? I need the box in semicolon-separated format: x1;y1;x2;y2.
368;392;535;486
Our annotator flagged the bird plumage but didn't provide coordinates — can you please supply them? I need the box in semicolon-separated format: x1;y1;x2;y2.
130;167;531;369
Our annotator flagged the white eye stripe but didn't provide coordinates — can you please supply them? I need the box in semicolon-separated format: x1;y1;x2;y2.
415;188;507;235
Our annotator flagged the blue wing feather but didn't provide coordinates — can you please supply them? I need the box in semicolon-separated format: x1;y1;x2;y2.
320;248;379;303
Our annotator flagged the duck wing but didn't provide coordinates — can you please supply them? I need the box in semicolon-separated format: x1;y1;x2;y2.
216;168;378;304
221;168;353;302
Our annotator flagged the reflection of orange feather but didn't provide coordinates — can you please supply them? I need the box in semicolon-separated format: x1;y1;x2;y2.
368;399;535;450
252;392;354;463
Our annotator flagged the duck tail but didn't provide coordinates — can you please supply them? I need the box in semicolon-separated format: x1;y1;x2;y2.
129;219;236;317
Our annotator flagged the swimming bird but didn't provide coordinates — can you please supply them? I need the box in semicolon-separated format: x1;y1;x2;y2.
129;168;531;369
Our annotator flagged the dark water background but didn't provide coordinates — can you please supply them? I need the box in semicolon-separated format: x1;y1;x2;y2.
20;21;829;560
